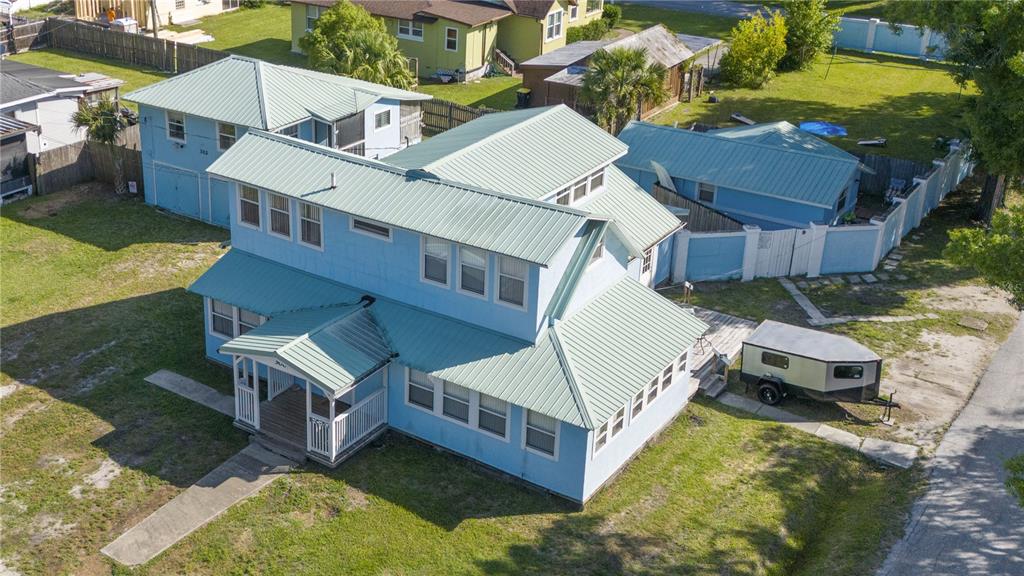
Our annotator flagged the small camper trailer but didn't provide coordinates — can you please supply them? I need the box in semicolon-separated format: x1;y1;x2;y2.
740;321;883;405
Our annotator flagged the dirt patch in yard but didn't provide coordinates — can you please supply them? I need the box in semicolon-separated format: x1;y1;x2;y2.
925;284;1018;316
19;183;110;220
29;513;75;546
68;458;123;499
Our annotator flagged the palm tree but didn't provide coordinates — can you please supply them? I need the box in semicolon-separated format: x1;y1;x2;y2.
71;98;130;194
580;47;669;135
339;29;415;89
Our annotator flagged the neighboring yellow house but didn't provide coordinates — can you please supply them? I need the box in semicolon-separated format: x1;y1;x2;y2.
291;0;606;80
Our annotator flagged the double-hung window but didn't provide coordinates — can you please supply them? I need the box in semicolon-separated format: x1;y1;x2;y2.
588;0;603;13
610;406;625;437
660;365;673;391
210;299;234;338
422;236;450;286
442;381;471;423
631;388;645;418
478;394;508;438
571;178;588;202
374;109;391;130
459;246;487;297
300;202;322;248
676;351;688;374
397;19;423;40
237;309;260;335
646;376;660;404
569;4;578;20
352;218;391;240
407;369;435;410
445;27;458;51
498;256;527;308
268;193;291;238
545;10;562;41
166;110;185;142
239;185;261;228
525;410;557;457
217;122;236;150
595;421;609;452
305;5;322;31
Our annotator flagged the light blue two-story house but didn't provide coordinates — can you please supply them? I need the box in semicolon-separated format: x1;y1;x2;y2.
124;55;430;227
616;121;864;231
187;105;709;504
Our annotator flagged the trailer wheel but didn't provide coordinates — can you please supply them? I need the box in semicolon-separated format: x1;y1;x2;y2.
757;380;783;405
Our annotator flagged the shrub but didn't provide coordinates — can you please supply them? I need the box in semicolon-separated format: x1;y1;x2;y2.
720;11;787;88
602;4;621;28
780;0;840;70
240;0;265;8
567;18;610;43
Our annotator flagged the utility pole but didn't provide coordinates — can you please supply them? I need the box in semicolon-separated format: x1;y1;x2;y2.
149;0;160;38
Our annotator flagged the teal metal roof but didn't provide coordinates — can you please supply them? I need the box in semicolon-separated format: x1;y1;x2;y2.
189;250;363;316
124;55;428;130
190;249;707;428
579;165;681;255
220;305;392;393
207;130;589;266
386;105;628;200
617;121;860;208
709;121;858;161
555;277;709;426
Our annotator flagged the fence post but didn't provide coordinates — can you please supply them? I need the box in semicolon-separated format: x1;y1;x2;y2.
869;216;887;268
806;222;828;278
911;176;928;229
672;229;691;283
740;225;760;282
865;18;879;52
892;197;907;247
918;28;932;60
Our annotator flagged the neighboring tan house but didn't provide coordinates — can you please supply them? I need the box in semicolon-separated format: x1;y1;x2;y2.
291;0;606;80
124;55;430;227
519;25;696;117
74;0;242;28
187;104;706;503
0;60;123;153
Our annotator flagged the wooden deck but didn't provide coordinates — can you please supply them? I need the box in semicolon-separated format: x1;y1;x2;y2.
256;387;350;451
684;306;759;393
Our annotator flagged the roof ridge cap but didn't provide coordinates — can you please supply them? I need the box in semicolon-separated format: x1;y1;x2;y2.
548;326;594;429
630;122;858;164
421;105;566;171
253;60;270;130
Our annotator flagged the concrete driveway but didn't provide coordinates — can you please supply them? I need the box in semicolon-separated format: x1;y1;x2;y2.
879;317;1024;576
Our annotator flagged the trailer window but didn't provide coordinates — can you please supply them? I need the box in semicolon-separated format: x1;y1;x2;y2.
833;365;864;379
761;351;789;369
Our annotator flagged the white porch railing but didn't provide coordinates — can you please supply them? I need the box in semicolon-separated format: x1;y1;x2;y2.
235;379;259;429
267;367;291;402
333;387;387;457
308;414;331;457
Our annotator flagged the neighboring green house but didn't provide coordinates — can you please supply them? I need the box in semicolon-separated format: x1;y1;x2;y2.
291;0;606;81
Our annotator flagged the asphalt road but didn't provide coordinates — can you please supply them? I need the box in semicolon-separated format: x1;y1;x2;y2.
878;315;1024;576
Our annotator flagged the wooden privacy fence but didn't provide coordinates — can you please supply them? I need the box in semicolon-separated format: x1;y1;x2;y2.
1;18;49;53
32;125;143;195
855;153;932;196
421;98;497;136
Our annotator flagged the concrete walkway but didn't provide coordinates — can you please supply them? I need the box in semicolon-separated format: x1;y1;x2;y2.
717;391;918;468
879;317;1024;576
778;278;938;327
101;443;294;566
146;369;233;417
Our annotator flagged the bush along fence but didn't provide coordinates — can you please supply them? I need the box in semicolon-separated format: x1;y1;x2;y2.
2;17;228;73
670;144;973;283
832;17;948;60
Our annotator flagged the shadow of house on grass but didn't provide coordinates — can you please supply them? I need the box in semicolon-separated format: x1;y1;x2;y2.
224;39;307;67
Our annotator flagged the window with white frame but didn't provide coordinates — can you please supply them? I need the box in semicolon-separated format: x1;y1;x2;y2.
407;368;435;410
306;5;324;30
459;246;487;297
445;27;458;51
300;202;323;248
279;123;299;138
422;236;450;286
545;10;562;41
631;388;645;418
397;19;424;40
589;168;605;191
166;110;185;142
589;235;604;266
210;299;234;337
238;309;260;335
660;364;673;391
478;394;508;438
442;381;471;423
268;193;291;238
239;185;261;228
569;4;578;20
554;187;570;205
587;0;603;13
498;256;527;307
698;182;716;203
374;109;392;130
646;376;660;404
352;218;391;240
641;247;653;274
676;351;688;374
571;178;588;202
525;410;557;456
595;421;609;452
217;122;236;150
611;406;625;437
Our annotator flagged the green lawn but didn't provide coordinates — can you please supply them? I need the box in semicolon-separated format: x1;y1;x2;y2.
653;50;972;163
169;4;304;67
0;186;920;575
417;76;523;109
619;4;739;39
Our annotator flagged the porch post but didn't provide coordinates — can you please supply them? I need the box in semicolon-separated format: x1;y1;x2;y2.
253;360;260;429
328;392;337;461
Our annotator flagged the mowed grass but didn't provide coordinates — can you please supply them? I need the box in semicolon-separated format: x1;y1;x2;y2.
0;187;920;575
417;76;523;108
619;4;738;39
169;4;305;67
653;50;972;163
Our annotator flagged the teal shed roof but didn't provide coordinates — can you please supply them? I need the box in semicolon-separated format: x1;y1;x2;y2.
190;250;707;428
207;130;589;266
124;55;428;130
709;121;858;161
616;121;860;208
386;105;628;201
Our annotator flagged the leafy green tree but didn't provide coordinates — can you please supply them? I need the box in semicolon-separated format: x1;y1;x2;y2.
885;0;1024;180
719;11;787;88
1007;454;1024;507
602;4;621;28
945;203;1024;309
300;0;414;89
779;0;839;70
71;98;129;195
581;46;668;135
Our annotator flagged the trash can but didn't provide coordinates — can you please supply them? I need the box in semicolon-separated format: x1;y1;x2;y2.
516;88;531;109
